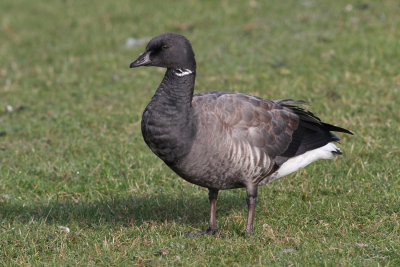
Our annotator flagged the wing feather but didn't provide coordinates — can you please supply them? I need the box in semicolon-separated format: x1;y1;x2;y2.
191;93;352;185
193;93;299;161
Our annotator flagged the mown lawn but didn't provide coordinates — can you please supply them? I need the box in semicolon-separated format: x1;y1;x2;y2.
1;0;399;265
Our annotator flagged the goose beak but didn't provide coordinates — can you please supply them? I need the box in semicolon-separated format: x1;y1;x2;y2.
130;51;151;68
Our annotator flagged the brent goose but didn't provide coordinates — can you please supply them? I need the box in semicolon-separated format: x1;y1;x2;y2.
130;33;352;234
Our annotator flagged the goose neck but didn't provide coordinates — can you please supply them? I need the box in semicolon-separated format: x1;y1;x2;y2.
153;68;196;106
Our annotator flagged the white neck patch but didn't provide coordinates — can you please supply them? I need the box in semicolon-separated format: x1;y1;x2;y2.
173;68;194;77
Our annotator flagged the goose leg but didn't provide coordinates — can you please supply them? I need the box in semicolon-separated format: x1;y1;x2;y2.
186;188;218;237
245;185;258;234
206;188;219;234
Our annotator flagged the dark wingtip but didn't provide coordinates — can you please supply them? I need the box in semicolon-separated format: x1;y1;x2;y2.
322;122;353;135
329;125;354;135
345;129;354;135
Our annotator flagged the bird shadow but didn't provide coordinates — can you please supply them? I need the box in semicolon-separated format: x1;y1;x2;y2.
1;191;247;229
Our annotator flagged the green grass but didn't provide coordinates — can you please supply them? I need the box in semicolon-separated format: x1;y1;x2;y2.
1;0;399;265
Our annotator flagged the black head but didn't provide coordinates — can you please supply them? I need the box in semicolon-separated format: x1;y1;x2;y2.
130;33;196;71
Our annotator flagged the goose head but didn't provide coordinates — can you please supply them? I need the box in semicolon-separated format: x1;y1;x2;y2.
130;33;196;71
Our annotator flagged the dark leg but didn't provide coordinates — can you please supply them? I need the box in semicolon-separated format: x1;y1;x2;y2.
245;185;258;234
186;188;219;237
206;188;219;234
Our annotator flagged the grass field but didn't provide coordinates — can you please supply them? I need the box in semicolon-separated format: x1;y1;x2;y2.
1;0;400;265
